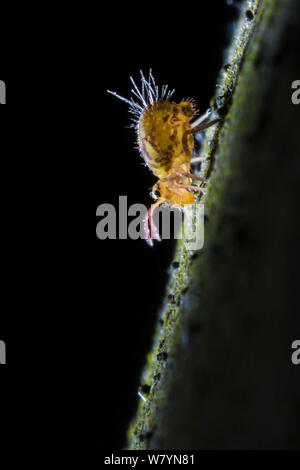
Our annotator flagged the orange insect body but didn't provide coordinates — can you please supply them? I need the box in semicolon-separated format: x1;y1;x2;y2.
138;100;196;205
107;70;219;246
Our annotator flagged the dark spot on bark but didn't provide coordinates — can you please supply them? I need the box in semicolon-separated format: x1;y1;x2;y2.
245;9;254;20
157;351;168;361
216;90;233;117
217;104;229;118
223;63;231;71
140;383;151;394
162;115;168;122
216;95;225;108
172;261;180;268
173;106;179;114
154;373;161;383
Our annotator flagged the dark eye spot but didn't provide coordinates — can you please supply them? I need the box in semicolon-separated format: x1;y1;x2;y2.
181;104;194;117
154;189;160;198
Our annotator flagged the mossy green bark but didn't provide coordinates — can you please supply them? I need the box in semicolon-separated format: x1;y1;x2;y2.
127;0;300;449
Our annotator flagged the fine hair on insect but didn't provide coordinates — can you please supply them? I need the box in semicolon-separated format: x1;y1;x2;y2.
107;69;220;246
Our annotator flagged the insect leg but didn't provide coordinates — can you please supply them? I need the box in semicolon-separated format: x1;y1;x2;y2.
144;198;164;246
190;109;211;129
174;183;205;193
174;170;208;183
189;118;220;135
169;175;205;194
190;156;204;164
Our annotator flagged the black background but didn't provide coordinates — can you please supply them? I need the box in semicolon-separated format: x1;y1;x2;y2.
1;1;245;450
